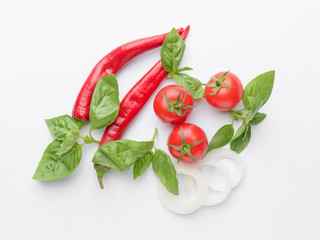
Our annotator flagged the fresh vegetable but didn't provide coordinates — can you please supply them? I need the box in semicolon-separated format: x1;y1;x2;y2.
153;85;194;125
184;160;231;206
204;71;243;111
72;28;185;120
206;70;275;154
205;148;245;188
157;163;208;215
99;27;190;144
158;148;245;214
168;123;208;163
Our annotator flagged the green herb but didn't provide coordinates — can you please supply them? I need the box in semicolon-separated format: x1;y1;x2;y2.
33;140;82;181
242;70;275;108
56;130;80;156
160;28;186;74
45;115;79;140
92;140;154;171
152;149;178;195
230;125;251;153
160;28;204;100
249;112;267;125
73;118;87;129
89;74;120;130
173;73;204;99
133;151;153;179
207;124;234;154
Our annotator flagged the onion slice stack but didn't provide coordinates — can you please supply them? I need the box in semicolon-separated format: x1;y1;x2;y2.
157;148;245;214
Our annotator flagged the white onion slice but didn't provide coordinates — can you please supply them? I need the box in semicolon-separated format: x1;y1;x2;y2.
157;163;208;215
184;160;232;206
205;148;245;188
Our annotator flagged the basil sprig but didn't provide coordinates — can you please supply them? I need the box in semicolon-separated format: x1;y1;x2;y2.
92;129;179;195
89;74;120;130
206;70;275;154
160;28;204;99
92;140;154;171
45;115;82;156
34;73;121;181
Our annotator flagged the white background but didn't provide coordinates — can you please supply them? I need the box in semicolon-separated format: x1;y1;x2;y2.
1;0;319;239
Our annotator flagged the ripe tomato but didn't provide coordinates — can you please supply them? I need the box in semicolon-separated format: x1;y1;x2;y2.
205;72;243;111
168;123;208;163
153;85;194;125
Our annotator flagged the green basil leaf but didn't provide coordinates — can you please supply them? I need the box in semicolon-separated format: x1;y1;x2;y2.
233;123;247;140
33;140;82;181
89;74;120;130
230;125;251;153
161;28;186;73
243;96;263;125
246;96;263;111
207;124;234;153
45;115;79;140
73;118;87;129
56;130;80;156
133;151;153;179
242;70;275;108
173;73;205;99
152;149;178;195
92;140;154;171
249;112;267;125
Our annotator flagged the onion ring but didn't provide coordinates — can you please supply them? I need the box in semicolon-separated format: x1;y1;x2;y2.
184;160;232;206
205;148;245;188
157;163;208;215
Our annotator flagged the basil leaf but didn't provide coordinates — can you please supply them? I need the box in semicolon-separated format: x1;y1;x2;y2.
230;125;251;153
161;28;185;73
92;140;154;171
33;140;82;181
152;149;178;195
246;96;263;111
173;73;205;99
89;74;120;130
133;151;153;179
243;96;264;125
56;130;80;156
45;115;79;140
73;118;87;129
233;123;247;140
249;112;267;125
207;124;234;153
242;70;275;108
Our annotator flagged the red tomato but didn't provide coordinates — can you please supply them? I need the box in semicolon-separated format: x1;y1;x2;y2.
205;72;243;111
168;123;208;163
153;85;194;125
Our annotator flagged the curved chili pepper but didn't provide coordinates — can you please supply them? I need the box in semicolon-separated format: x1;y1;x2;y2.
72;28;184;120
100;26;190;146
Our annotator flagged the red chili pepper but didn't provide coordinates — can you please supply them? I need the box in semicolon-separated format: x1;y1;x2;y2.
72;28;184;120
99;26;190;146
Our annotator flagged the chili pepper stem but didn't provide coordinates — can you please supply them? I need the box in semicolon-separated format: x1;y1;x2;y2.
98;176;104;190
